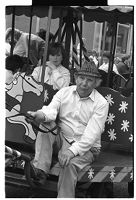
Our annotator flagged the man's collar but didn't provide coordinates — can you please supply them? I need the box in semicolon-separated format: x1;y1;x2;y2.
73;85;95;101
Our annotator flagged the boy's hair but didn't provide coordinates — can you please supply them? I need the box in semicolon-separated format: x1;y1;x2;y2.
47;42;66;64
6;54;24;73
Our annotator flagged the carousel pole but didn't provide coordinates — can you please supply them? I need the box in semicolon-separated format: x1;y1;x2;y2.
60;23;66;43
63;8;73;69
35;17;40;34
100;21;107;66
106;20;118;87
71;23;79;83
79;13;83;68
58;9;63;43
27;6;33;66
10;6;15;55
75;22;90;62
41;6;53;85
53;21;64;42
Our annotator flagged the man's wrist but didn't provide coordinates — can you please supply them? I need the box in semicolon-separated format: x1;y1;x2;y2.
68;149;75;156
68;144;79;156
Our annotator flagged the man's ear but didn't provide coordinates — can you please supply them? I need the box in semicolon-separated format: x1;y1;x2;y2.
95;78;102;88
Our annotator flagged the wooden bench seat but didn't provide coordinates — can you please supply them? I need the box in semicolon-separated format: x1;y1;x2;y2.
49;145;133;183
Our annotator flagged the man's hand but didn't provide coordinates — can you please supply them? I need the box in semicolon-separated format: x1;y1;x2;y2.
58;149;75;167
26;111;45;124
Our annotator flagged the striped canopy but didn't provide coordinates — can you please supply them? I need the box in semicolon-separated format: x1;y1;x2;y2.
6;6;133;24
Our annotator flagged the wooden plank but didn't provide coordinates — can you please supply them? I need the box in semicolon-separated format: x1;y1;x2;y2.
49;150;133;183
113;167;133;182
89;166;115;182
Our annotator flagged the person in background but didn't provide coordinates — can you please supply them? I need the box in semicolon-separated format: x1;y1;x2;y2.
89;50;99;67
36;28;54;42
116;61;129;76
121;54;131;66
32;42;70;90
5;42;11;57
26;60;109;198
6;54;25;84
114;56;122;66
99;52;119;74
5;28;45;67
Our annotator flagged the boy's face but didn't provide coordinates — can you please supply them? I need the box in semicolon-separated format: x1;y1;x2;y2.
75;74;96;98
49;51;63;67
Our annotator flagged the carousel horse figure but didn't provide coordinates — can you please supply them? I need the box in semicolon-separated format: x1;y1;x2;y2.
6;72;44;142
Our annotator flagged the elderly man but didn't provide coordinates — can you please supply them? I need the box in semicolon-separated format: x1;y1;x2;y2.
27;60;109;198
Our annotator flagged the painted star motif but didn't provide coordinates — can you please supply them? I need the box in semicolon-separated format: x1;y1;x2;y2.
108;129;117;140
106;113;115;125
129;134;133;142
121;120;129;132
130;171;133;180
105;94;114;106
109;169;116;180
44;90;49;102
21;160;25;168
88;168;94;180
118;101;128;113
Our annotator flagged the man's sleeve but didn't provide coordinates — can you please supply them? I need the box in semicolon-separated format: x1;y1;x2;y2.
69;101;109;156
39;88;63;122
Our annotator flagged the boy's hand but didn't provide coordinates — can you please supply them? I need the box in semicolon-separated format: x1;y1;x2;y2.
47;61;57;70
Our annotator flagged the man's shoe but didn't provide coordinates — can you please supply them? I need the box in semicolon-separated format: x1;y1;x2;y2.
30;162;48;185
30;162;39;180
37;169;48;185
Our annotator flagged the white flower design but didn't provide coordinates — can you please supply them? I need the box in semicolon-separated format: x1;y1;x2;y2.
105;94;114;106
118;101;128;113
108;129;117;140
129;134;133;142
109;169;116;180
44;90;49;102
121;120;129;132
88;168;94;180
106;113;115;125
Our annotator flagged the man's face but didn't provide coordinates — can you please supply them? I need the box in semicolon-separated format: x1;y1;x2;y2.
75;75;96;98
